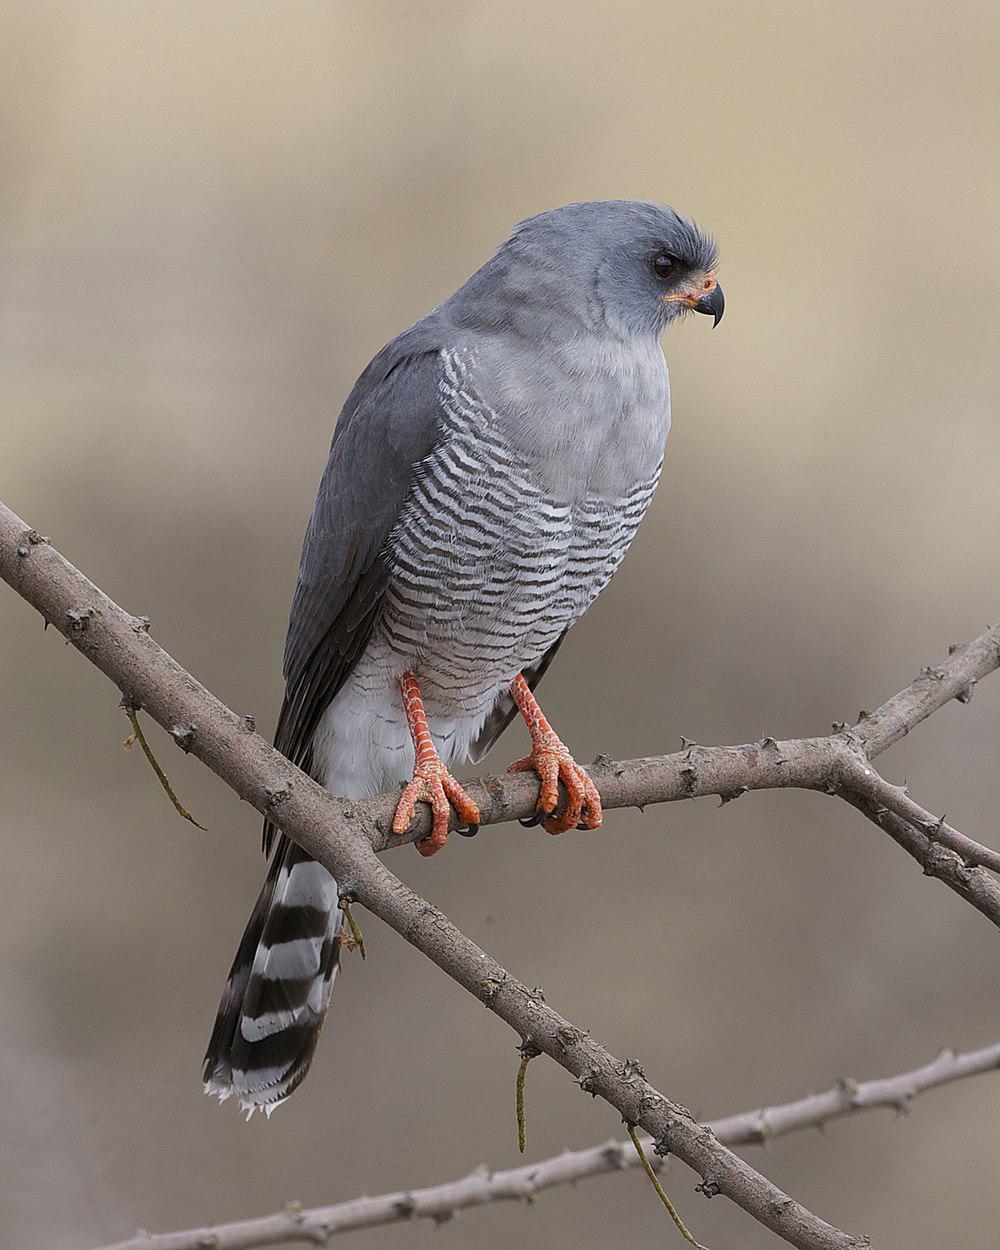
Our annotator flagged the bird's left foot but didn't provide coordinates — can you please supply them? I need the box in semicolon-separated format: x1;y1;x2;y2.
507;674;603;835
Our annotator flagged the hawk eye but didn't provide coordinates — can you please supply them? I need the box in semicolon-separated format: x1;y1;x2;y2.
652;252;676;279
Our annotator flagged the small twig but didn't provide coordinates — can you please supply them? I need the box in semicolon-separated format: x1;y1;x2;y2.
122;708;207;831
338;897;366;959
841;760;1000;875
626;1123;710;1250
516;1043;540;1153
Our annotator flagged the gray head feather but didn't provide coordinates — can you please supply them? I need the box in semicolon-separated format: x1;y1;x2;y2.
446;199;718;340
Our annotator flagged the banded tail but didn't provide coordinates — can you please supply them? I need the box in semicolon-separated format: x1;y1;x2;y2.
203;839;342;1117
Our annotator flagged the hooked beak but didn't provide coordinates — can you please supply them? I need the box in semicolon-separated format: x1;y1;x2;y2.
692;280;724;328
664;269;725;328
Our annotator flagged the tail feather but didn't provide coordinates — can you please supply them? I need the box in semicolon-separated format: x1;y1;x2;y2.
203;839;342;1117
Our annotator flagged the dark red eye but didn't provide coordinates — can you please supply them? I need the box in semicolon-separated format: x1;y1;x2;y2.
652;253;675;279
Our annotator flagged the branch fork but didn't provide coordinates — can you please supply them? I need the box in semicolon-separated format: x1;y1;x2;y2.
3;499;1000;1250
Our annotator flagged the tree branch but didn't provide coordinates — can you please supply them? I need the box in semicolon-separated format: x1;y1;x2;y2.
842;793;1000;928
96;1041;1000;1250
349;626;1000;864
4;498;998;1246
840;761;1000;875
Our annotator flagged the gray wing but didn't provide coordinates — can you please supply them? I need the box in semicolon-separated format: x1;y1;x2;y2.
264;327;445;853
468;632;567;763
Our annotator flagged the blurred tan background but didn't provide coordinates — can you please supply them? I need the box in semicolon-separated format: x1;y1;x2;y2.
3;2;1000;1247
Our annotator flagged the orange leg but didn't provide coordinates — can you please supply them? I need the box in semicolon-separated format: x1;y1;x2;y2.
393;672;481;857
507;673;603;835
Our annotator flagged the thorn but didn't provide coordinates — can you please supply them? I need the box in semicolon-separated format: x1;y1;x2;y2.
837;1076;861;1105
264;780;294;808
66;606;96;632
831;721;847;733
170;723;196;751
618;1057;647;1081
679;736;701;749
578;1067;601;1096
479;976;504;1004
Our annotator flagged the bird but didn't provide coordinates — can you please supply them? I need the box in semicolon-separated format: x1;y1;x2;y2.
203;199;723;1116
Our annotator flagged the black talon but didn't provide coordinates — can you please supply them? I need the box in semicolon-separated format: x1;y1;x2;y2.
456;823;479;837
403;817;421;837
519;810;546;828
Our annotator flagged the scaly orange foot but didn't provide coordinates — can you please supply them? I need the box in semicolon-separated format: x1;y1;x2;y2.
394;672;480;856
507;673;603;835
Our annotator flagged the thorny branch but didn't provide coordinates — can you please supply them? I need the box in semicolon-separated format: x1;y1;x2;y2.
96;1042;1000;1250
3;498;999;1249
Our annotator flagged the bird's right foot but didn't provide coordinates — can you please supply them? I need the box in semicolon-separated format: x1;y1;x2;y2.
394;672;480;856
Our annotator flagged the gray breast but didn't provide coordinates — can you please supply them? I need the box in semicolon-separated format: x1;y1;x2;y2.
361;345;667;718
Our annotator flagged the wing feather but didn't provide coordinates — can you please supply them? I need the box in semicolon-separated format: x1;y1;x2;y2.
263;330;446;853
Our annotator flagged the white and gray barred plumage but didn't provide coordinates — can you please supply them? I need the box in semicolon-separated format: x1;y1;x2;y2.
204;200;721;1115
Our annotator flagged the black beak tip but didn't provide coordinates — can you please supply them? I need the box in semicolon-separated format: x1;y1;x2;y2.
694;282;725;328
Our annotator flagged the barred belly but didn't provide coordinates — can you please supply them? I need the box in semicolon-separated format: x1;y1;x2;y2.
313;349;661;798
